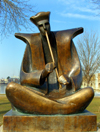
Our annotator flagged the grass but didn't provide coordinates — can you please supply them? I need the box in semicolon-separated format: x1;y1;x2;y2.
0;95;100;127
0;94;11;126
86;97;100;123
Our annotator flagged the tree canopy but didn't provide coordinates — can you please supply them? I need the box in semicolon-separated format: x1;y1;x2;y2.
91;0;100;6
7;76;10;79
0;0;35;38
91;0;100;12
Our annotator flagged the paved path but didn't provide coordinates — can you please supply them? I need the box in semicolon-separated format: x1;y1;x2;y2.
0;125;3;132
98;128;100;132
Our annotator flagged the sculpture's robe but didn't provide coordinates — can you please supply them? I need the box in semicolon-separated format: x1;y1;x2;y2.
15;27;83;97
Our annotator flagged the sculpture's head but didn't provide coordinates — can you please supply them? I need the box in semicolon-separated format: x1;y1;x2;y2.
30;12;51;36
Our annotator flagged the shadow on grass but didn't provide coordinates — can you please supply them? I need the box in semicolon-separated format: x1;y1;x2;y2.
0;102;10;105
0;110;9;114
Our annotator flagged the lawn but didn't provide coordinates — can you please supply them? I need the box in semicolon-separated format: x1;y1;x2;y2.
0;95;100;127
86;97;100;123
0;95;11;126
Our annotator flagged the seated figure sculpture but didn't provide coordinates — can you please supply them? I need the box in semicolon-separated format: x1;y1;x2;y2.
6;11;94;115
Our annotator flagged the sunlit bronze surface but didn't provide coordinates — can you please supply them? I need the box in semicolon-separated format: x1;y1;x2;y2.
6;11;94;114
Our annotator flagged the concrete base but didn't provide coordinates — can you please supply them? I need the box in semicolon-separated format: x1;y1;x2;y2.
3;110;97;132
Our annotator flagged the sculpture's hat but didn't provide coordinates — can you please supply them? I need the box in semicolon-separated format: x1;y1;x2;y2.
30;11;50;26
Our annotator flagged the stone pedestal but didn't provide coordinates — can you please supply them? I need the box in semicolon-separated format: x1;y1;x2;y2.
3;110;97;132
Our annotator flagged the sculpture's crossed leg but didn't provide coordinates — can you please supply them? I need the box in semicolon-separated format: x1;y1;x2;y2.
6;82;94;115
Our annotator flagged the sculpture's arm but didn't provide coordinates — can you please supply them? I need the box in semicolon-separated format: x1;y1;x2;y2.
20;45;41;86
20;58;55;86
58;66;82;91
20;63;55;86
20;68;43;86
67;41;82;90
69;67;82;91
54;27;83;90
15;33;55;86
57;41;82;91
58;28;83;90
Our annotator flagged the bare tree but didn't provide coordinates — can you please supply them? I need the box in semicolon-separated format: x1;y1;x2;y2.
91;0;100;6
0;0;35;38
91;0;100;11
77;31;100;86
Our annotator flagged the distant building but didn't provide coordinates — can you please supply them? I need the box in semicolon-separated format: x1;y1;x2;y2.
0;79;8;84
8;76;20;83
0;76;20;84
82;73;100;92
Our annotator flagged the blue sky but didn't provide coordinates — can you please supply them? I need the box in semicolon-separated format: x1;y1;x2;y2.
0;0;100;79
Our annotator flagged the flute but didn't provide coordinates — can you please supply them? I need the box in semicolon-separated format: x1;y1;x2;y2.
45;30;62;89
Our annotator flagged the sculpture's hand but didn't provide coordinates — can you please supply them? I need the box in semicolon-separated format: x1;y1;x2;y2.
41;62;55;79
40;62;56;85
58;75;70;85
45;62;56;74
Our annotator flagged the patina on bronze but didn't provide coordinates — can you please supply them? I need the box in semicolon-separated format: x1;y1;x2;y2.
6;11;94;115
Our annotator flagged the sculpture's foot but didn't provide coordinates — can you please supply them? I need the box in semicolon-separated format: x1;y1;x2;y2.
6;82;94;114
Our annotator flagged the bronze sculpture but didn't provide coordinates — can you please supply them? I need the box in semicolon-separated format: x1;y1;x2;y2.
6;11;94;114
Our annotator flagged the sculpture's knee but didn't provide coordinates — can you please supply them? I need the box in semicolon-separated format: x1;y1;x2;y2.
87;87;94;96
83;87;94;100
6;82;17;99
